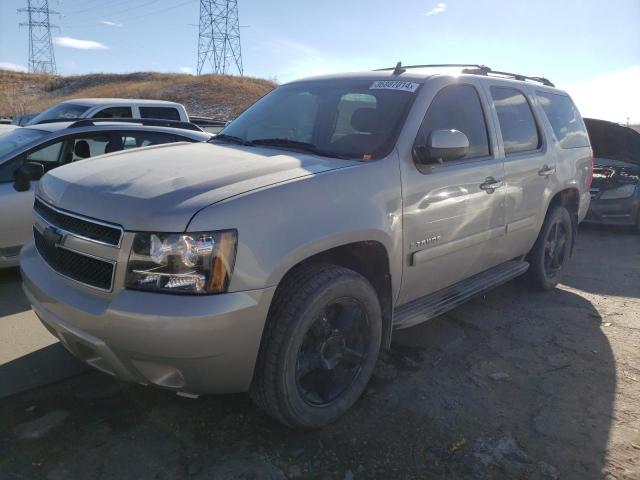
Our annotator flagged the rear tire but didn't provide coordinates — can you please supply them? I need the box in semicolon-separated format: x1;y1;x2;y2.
250;264;382;429
527;205;574;290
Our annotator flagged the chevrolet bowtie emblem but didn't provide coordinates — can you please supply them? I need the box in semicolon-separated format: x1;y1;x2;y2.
42;226;64;247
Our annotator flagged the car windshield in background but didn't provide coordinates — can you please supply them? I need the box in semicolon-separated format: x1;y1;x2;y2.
214;79;420;160
28;103;91;125
0;128;48;158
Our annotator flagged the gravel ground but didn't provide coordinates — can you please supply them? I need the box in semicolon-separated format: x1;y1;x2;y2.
1;226;639;480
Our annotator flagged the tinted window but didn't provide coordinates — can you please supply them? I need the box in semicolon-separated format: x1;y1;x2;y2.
418;84;490;159
491;87;540;155
139;107;181;121
537;92;589;149
93;107;132;119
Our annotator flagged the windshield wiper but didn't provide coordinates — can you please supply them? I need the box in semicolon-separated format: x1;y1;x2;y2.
251;138;355;160
210;134;254;146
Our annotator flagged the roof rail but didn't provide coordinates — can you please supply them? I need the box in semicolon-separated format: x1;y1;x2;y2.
67;118;204;132
374;62;555;87
188;116;227;127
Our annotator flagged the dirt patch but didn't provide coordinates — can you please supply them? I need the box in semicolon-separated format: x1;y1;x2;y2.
0;70;276;120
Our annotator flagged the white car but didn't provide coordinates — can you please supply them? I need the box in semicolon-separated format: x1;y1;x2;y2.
27;98;190;125
0;119;210;267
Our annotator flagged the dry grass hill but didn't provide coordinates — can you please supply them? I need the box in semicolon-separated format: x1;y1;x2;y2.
0;70;276;121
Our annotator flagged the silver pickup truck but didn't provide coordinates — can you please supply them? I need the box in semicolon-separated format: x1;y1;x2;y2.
20;64;593;428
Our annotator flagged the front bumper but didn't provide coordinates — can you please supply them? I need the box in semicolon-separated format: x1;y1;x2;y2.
583;194;640;227
21;242;275;395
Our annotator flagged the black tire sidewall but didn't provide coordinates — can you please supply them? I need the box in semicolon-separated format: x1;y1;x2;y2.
529;206;574;290
277;273;381;428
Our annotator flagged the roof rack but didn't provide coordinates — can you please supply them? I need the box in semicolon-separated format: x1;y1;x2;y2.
188;115;227;128
375;62;555;87
67;118;204;132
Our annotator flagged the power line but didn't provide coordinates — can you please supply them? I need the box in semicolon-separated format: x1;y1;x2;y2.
18;0;57;74
197;0;243;76
60;0;195;29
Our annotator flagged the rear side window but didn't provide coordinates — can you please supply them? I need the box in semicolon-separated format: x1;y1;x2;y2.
418;84;490;159
491;87;540;155
93;107;133;119
139;107;181;121
537;92;589;149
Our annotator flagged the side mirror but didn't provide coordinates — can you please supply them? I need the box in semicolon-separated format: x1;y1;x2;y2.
413;129;469;164
13;162;44;192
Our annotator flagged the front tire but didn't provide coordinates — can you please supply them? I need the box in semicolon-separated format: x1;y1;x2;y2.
250;264;382;429
527;205;574;290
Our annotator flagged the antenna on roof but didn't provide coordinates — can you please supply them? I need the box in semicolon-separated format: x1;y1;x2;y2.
392;61;406;75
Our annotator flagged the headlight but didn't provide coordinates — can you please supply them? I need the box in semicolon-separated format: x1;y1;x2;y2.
125;230;237;294
599;184;636;200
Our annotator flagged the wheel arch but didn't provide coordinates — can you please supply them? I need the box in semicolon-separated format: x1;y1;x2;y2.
267;240;394;349
545;187;580;253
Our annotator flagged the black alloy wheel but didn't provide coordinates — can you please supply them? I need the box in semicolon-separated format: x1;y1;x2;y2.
296;298;369;406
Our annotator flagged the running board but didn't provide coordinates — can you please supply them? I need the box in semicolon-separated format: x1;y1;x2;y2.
393;260;529;330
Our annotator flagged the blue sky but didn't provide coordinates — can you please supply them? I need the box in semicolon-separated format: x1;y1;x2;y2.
1;0;639;122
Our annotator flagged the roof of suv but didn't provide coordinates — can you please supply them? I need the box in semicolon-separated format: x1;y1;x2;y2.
60;98;182;106
288;65;563;92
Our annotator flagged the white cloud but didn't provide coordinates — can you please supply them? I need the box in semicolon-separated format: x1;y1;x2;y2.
0;61;28;72
564;66;640;125
101;20;123;27
424;2;447;16
53;36;109;50
179;66;194;74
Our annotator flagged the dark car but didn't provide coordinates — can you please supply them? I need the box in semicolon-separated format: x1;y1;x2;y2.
584;118;640;232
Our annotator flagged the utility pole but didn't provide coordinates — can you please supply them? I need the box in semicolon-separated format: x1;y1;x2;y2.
18;0;57;74
197;0;243;76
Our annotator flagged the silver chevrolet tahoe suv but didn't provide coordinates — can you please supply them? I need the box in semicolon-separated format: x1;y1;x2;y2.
21;64;593;428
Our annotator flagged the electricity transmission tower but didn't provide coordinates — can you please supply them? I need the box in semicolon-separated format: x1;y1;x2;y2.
197;0;243;76
18;0;57;74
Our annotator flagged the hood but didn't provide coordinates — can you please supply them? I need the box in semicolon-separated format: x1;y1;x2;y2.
38;142;358;231
594;157;640;170
592;157;640;191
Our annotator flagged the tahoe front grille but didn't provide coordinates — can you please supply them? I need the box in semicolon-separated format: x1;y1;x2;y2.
34;199;122;246
34;227;115;290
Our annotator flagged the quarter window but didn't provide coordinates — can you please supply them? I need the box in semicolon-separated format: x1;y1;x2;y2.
537;92;589;149
139;107;181;121
491;87;540;155
418;84;490;160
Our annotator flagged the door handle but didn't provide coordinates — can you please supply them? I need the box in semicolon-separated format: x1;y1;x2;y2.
480;176;503;193
538;165;556;177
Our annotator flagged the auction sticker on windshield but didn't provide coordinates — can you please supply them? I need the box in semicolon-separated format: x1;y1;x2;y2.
369;80;420;92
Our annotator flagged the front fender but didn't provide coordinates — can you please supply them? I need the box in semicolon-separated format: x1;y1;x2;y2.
187;153;403;298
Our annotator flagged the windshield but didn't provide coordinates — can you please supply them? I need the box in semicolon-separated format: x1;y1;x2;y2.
214;79;419;159
0;128;48;158
28;103;91;125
